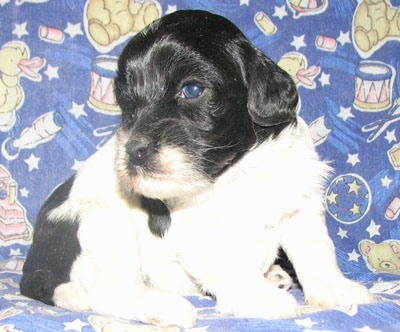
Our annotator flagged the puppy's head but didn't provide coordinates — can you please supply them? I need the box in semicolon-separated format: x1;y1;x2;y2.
114;10;298;201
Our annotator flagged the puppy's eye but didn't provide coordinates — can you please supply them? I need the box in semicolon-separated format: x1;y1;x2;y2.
181;83;204;99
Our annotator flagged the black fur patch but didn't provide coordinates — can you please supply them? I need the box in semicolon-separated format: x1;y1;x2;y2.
20;176;81;305
140;196;171;238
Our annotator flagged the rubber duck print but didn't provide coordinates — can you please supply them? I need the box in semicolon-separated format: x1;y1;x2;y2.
0;41;45;131
278;52;321;89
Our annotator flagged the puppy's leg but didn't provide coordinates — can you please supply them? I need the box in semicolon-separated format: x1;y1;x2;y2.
280;208;372;308
210;266;299;319
54;208;196;328
179;239;299;319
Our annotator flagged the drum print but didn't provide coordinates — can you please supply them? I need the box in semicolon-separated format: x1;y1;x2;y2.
88;56;120;114
354;61;393;111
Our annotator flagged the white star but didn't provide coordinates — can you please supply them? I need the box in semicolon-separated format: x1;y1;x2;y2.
337;30;351;46
44;64;59;80
64;22;83;38
20;187;29;197
384;129;397;143
188;327;210;332
165;5;177;14
291;35;306;50
9;248;22;256
24;154;40;171
295;317;317;327
13;22;29;38
381;175;392;188
240;0;250;5
366;220;381;238
347;153;360;166
318;72;330;86
72;159;84;171
354;326;382;332
68;102;87;119
337;106;354;121
337;227;348;239
348;249;360;262
0;0;10;6
64;319;89;332
273;5;288;19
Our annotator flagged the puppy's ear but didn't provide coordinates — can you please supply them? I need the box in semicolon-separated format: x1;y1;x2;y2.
244;48;299;127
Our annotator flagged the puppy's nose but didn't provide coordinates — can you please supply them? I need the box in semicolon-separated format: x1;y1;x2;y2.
126;139;155;166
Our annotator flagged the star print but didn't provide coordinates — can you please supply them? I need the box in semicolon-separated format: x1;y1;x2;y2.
72;159;84;171
20;187;29;197
13;22;29;38
188;327;210;332
338;227;348;239
337;106;354;121
318;72;330;86
295;317;317;327
165;5;177;14
69;102;87;119
381;175;392;188
349;203;361;216
273;5;288;19
348;179;361;195
24;154;40;171
64;22;83;38
384;129;396;143
9;248;22;256
354;326;382;332
327;191;338;204
348;249;360;262
347;153;360;166
337;30;351;46
64;319;89;332
366;219;381;238
44;64;59;80
291;35;306;50
240;0;250;5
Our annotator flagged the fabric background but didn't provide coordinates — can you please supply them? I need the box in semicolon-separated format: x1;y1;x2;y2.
0;0;400;331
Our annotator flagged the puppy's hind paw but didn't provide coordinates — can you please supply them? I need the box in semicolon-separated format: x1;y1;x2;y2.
305;278;373;309
264;264;293;291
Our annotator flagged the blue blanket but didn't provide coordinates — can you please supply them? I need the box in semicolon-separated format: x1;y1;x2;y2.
1;0;400;331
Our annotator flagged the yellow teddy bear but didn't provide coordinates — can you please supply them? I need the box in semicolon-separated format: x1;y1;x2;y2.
353;0;400;53
86;0;160;47
359;239;400;274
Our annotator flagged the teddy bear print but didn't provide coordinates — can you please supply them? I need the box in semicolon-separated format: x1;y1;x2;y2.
85;0;160;50
359;239;400;274
353;0;400;55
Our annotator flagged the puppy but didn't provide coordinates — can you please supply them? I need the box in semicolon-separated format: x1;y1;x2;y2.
20;10;372;328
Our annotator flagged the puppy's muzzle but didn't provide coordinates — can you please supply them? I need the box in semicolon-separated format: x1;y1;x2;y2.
126;139;157;167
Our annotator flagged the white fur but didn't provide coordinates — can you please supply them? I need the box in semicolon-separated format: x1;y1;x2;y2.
51;118;372;327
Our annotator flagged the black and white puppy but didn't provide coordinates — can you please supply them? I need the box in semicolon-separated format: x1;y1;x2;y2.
20;10;372;328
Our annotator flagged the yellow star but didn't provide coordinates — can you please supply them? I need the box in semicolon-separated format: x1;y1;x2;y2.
327;191;338;205
348;179;361;195
349;203;361;216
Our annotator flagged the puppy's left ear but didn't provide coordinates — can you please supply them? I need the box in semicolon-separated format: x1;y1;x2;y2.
244;48;299;127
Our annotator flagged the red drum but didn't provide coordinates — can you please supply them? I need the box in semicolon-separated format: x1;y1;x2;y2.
354;61;393;111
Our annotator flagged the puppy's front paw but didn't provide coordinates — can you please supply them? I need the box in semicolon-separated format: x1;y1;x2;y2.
219;286;299;319
304;278;372;308
143;291;197;328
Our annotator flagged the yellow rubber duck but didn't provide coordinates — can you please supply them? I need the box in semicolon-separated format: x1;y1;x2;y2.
0;41;45;131
278;52;320;89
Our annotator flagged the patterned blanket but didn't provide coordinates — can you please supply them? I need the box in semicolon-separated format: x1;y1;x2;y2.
1;0;400;331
